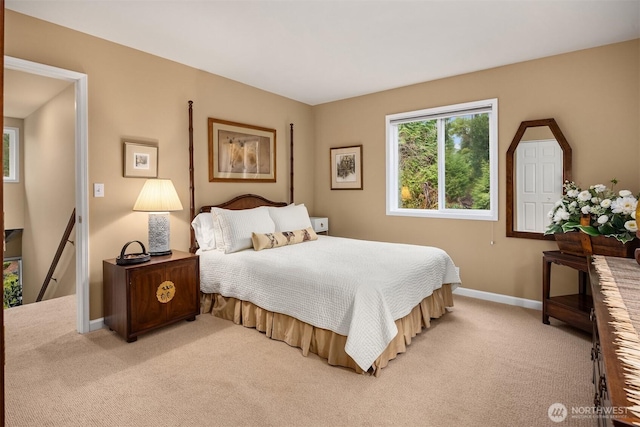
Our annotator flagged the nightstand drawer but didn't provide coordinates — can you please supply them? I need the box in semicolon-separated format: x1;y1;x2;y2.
310;217;328;233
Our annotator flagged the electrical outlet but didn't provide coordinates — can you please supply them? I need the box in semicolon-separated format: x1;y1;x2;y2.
94;183;105;197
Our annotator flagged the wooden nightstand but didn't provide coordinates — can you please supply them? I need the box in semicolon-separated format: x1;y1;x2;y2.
103;250;200;342
310;217;329;235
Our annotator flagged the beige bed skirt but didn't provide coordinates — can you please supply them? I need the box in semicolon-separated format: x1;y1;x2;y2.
200;283;454;376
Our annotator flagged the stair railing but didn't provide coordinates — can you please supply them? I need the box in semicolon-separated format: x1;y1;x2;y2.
36;208;76;302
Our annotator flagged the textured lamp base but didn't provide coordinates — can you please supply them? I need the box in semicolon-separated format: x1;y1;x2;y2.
148;212;172;256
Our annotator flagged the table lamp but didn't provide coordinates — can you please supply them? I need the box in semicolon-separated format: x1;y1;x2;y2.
133;179;183;256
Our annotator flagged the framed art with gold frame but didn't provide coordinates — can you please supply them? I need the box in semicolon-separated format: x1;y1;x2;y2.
208;118;276;183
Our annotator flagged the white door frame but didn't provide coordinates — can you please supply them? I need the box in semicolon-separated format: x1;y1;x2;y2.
5;56;90;333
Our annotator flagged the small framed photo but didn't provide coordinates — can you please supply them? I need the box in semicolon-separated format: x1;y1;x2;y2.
208;118;276;182
123;141;158;178
330;145;363;190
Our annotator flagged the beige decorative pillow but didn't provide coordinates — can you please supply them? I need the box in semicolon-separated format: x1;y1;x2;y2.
252;227;318;251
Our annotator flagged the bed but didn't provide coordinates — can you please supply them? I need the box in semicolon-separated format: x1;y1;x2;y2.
186;103;460;375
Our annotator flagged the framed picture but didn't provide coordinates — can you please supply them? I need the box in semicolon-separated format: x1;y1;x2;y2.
330;145;363;190
208;118;276;182
123;141;158;178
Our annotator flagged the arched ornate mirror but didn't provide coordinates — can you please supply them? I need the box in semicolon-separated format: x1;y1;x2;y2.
506;118;572;240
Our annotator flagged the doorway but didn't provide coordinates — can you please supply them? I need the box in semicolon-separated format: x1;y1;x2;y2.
4;56;89;333
515;139;563;233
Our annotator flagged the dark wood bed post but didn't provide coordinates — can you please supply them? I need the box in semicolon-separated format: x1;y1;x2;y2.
188;100;196;253
290;123;294;204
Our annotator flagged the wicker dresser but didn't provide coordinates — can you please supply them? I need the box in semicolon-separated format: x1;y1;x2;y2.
590;256;640;427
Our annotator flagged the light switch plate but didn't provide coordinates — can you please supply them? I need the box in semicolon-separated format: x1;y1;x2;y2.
94;183;105;197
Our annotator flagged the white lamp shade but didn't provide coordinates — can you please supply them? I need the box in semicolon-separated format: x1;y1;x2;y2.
133;179;183;212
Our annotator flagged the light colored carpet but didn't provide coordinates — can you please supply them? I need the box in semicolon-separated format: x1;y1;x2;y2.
4;294;595;427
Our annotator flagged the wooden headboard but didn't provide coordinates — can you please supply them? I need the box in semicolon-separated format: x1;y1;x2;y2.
190;195;287;253
199;194;287;213
187;101;293;253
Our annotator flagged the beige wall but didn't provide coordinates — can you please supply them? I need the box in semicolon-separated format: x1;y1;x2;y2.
5;11;315;318
21;84;76;303
313;39;639;301
6;10;639;317
3;116;24;229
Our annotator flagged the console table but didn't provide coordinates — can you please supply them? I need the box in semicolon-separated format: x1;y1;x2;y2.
542;250;593;333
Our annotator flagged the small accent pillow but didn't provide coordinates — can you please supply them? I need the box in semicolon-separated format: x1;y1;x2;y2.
252;227;318;251
191;212;216;251
212;206;276;254
268;203;312;232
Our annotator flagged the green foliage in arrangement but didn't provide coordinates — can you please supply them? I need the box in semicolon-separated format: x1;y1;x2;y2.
545;180;638;243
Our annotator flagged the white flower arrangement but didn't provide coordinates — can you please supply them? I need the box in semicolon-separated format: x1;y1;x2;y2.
545;179;638;244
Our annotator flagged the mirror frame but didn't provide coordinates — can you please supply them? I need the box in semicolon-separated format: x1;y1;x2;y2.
506;118;572;240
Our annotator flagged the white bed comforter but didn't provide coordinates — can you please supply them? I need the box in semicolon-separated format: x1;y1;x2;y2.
199;235;460;371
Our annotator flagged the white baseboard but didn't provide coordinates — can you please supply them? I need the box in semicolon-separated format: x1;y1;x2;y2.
453;286;542;311
89;317;105;332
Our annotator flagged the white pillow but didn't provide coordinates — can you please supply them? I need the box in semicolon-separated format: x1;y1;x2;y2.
211;206;276;254
191;212;216;251
268;204;312;232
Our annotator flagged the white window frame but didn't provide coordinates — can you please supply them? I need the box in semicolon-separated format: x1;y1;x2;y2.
386;98;498;221
3;126;20;183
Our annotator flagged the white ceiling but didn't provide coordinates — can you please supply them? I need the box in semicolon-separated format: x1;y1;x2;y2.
6;0;640;106
4;69;72;118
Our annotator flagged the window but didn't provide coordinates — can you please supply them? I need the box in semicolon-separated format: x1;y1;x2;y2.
386;98;498;220
3;127;19;183
3;257;23;308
